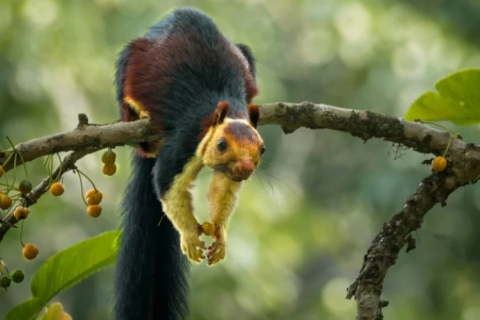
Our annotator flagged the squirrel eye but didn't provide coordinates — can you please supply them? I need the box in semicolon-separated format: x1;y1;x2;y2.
261;144;266;155
217;138;227;152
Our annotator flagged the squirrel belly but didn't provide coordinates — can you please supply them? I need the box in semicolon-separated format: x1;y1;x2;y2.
114;7;264;320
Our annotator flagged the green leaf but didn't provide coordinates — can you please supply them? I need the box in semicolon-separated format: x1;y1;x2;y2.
31;230;120;304
4;297;44;320
405;69;480;125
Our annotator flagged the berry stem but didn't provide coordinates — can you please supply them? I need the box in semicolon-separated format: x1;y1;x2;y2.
442;133;459;157
76;169;97;191
0;183;19;191
420;121;457;135
44;155;53;187
42;154;50;168
6;154;18;194
19;220;25;247
2;154;13;169
76;171;89;207
10;194;21;202
54;153;63;182
49;154;54;184
6;137;28;179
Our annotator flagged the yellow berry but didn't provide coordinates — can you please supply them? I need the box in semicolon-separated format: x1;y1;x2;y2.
85;189;103;205
0;165;4;178
50;182;65;196
13;206;30;220
102;163;117;176
13;206;23;220
101;150;116;165
201;222;215;237
0;194;12;210
85;189;96;198
87;205;102;218
22;243;39;260
432;156;447;172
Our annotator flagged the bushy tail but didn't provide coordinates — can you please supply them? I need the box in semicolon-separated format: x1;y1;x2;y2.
114;154;189;320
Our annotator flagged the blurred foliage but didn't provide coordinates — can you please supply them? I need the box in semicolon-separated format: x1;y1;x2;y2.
1;0;480;319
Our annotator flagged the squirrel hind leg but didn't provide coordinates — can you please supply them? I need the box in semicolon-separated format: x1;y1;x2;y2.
135;140;164;158
123;98;164;158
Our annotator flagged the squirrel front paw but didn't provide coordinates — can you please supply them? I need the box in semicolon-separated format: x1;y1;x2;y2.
207;228;226;265
180;225;205;263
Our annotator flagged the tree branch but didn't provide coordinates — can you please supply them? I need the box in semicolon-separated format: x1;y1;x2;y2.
0;102;472;172
1;102;480;319
0;114;159;172
259;102;463;154
346;170;460;319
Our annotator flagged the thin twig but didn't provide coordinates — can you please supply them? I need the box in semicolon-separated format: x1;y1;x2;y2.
0;146;103;242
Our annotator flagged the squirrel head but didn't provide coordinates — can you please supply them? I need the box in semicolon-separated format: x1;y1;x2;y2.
198;101;264;181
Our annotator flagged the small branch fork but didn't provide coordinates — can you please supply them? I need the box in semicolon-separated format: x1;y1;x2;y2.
0;147;102;242
2;103;480;319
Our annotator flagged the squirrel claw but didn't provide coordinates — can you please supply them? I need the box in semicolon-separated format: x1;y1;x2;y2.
180;232;205;263
206;238;226;266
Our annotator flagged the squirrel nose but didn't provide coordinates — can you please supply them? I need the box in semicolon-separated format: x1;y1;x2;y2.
233;159;255;180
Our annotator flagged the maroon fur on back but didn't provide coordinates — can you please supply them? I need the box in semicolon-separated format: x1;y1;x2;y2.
123;32;258;136
123;38;169;131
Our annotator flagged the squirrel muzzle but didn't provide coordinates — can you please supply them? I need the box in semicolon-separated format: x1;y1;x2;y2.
227;158;255;181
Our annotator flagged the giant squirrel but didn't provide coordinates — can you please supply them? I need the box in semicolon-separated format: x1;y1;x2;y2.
113;8;265;320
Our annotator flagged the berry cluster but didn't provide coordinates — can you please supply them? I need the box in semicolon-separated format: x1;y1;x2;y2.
0;260;25;289
85;189;103;218
0;144;120;294
0;168;40;261
13;206;30;220
102;150;117;176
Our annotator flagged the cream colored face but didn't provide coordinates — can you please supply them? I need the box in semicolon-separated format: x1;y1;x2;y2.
199;119;265;181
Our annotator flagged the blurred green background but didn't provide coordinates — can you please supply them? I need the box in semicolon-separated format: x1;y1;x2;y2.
1;0;480;319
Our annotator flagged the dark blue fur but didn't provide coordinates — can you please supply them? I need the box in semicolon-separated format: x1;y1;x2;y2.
114;155;189;320
146;8;251;132
235;43;256;78
114;7;256;320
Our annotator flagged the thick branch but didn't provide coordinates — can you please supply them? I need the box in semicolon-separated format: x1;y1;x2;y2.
258;102;465;154
0;115;159;172
0;103;473;172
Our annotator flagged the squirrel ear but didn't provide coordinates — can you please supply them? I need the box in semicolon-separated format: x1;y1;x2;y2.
214;101;230;125
248;104;260;128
